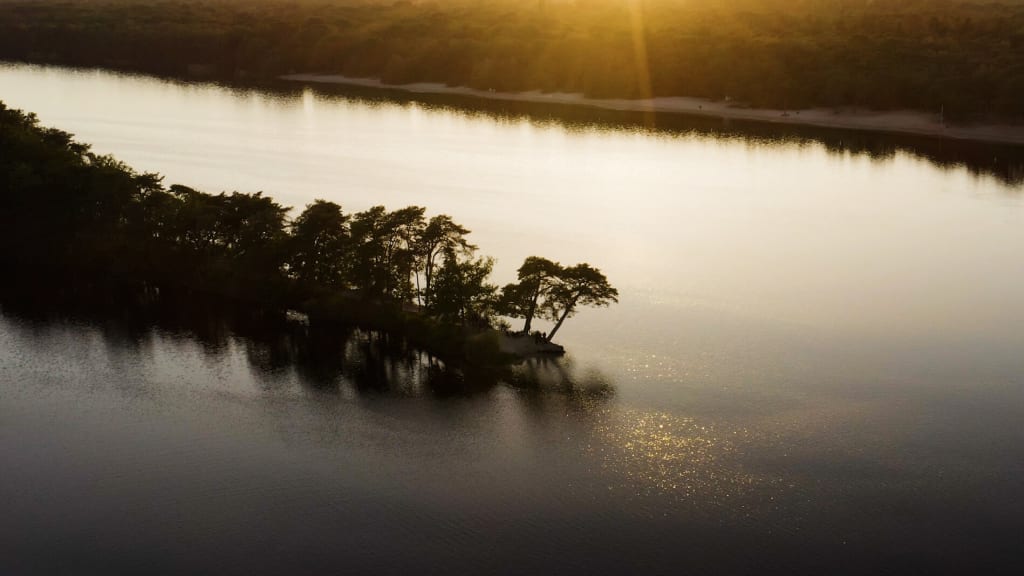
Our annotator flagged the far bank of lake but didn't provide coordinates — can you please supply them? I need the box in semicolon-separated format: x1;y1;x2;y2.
282;73;1024;146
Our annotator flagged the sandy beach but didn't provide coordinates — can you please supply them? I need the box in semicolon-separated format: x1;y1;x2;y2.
282;73;1024;145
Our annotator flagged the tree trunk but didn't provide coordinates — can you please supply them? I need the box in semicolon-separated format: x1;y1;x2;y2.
423;259;433;307
522;285;541;333
423;247;439;308
522;309;534;334
415;270;422;307
545;305;574;342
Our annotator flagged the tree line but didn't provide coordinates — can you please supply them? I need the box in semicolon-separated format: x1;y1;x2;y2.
0;101;616;357
1;0;1023;122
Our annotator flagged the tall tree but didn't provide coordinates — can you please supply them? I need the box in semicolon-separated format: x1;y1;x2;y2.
289;200;350;289
501;256;562;334
349;205;425;299
541;263;618;342
417;214;475;308
348;205;387;295
218;192;289;261
430;249;497;325
381;205;426;301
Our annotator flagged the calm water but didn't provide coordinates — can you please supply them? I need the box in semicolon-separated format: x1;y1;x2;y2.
2;63;1023;574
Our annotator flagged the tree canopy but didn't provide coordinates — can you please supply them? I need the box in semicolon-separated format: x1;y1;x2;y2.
418;214;476;308
499;256;563;335
289;200;350;289
541;263;619;342
499;257;618;342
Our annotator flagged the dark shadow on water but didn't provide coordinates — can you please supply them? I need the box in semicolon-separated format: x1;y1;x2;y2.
0;288;614;404
507;355;615;399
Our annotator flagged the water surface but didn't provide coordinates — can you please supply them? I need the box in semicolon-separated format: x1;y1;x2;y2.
1;63;1022;574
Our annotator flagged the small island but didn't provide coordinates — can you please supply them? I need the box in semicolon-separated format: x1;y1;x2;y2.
0;101;616;367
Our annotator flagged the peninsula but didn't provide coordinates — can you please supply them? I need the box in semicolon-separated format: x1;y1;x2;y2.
0;101;617;366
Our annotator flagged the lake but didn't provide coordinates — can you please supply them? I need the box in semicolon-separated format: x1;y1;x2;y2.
1;63;1022;574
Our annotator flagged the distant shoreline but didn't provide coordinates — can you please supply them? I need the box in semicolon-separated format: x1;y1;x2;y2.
282;74;1024;146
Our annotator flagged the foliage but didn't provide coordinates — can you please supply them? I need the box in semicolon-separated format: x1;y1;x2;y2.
429;252;497;325
349;204;425;300
289;199;350;289
418;214;475;308
1;0;1023;121
498;256;562;334
500;257;618;342
540;263;619;342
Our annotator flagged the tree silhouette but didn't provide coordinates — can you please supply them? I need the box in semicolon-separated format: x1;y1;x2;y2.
429;250;496;324
500;256;562;334
417;214;475;308
541;263;618;342
290;200;350;289
349;205;424;299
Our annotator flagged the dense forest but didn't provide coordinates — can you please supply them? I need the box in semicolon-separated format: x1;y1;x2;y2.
0;100;617;362
0;0;1022;122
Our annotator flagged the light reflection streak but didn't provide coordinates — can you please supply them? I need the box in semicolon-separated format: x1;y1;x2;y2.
584;407;768;502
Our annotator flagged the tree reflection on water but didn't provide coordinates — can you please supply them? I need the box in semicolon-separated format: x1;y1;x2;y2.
0;291;616;403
